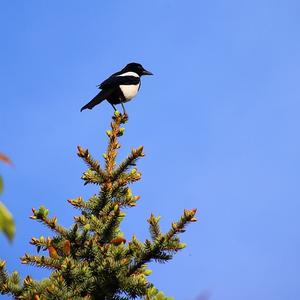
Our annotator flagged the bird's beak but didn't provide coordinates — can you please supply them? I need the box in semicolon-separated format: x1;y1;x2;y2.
142;69;153;76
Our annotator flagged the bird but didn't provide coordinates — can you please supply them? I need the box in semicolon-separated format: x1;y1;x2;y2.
80;62;153;113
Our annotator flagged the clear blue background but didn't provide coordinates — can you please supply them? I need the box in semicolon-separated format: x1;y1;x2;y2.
1;1;300;299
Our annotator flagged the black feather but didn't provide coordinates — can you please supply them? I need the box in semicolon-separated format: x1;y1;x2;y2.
80;90;112;112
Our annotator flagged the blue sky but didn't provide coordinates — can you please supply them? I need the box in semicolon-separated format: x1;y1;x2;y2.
1;1;300;299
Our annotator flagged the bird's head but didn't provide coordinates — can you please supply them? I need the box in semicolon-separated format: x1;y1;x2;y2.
122;62;153;76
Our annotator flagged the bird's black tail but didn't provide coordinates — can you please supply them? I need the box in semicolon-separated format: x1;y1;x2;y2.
80;90;108;112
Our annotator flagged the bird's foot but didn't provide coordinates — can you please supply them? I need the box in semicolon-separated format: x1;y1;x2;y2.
122;112;129;123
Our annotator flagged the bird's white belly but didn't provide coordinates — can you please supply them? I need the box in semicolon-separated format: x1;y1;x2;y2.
119;84;140;102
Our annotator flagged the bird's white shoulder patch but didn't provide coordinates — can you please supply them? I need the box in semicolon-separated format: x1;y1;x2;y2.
117;71;139;77
117;71;140;102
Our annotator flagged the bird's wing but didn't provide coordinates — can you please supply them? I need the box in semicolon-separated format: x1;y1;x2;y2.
98;75;140;90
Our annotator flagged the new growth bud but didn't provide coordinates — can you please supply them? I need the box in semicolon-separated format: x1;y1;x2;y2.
117;127;125;137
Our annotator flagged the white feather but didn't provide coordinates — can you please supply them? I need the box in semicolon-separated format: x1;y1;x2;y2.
118;71;140;101
117;71;139;77
119;84;140;101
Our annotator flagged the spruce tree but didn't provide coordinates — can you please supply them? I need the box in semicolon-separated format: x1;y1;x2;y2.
0;112;197;299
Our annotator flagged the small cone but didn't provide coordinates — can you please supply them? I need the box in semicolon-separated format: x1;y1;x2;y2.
63;240;71;255
110;237;126;245
48;246;59;259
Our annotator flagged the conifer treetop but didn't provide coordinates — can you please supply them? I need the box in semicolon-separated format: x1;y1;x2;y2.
0;112;197;300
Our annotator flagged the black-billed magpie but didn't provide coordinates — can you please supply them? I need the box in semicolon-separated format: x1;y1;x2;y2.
80;62;153;112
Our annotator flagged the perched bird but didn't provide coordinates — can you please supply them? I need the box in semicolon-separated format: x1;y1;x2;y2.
80;62;153;113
